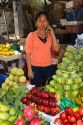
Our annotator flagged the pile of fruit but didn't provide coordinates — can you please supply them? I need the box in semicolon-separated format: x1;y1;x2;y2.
0;43;15;56
54;107;83;125
2;67;27;88
21;87;61;116
75;87;83;106
0;67;28;118
45;46;83;102
0;101;21;125
14;105;50;125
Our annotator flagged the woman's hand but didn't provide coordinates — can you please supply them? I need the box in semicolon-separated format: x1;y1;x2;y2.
47;25;55;36
28;69;34;79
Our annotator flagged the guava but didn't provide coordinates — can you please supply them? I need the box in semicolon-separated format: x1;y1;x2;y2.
71;84;79;90
57;63;66;70
10;67;18;75
64;85;70;91
67;65;75;72
19;76;26;83
62;57;72;65
56;70;62;76
62;72;69;78
66;78;73;85
8;74;14;81
16;68;24;76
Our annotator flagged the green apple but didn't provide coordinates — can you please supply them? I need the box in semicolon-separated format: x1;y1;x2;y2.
45;85;51;91
74;77;82;84
71;84;79;90
49;87;56;93
57;63;66;70
52;75;58;81
62;57;72;65
64;85;70;91
67;65;75;72
57;77;63;84
62;72;69;79
56;70;62;76
54;84;62;90
72;90;79;97
70;73;77;79
66;78;73;85
74;55;81;61
49;80;56;87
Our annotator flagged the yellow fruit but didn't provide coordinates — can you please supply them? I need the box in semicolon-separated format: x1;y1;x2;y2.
0;51;3;55
0;121;11;125
2;45;6;48
73;107;79;112
0;104;10;112
6;43;11;49
0;112;10;120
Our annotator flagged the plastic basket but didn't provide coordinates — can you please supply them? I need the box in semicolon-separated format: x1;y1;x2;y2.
0;74;8;86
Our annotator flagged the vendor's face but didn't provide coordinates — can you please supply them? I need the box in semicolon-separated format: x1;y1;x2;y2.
36;14;48;30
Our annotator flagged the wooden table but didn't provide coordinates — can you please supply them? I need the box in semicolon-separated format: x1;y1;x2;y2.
0;53;22;72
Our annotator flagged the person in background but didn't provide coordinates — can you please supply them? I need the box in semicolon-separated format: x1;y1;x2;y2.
25;10;60;87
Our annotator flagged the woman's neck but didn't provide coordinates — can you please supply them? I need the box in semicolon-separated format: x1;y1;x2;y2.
36;29;46;35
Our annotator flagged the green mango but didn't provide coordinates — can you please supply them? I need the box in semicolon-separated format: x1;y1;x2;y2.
71;84;79;90
0;104;10;112
0;112;10;120
0;121;11;125
9;107;17;115
8;115;17;122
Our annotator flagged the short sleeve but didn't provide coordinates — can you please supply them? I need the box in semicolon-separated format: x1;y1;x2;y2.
25;32;34;54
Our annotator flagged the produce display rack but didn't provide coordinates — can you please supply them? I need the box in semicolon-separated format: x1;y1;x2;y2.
0;53;22;72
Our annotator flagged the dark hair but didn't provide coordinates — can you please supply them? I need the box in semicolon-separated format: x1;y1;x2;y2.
35;10;49;21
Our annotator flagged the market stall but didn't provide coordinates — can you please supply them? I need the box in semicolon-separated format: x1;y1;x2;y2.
0;34;83;125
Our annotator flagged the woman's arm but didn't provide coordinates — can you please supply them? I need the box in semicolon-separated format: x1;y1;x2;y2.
48;26;60;52
26;52;34;79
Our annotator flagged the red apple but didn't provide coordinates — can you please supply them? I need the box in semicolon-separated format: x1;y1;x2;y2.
37;105;45;112
65;107;74;116
42;99;48;106
49;92;57;99
43;106;50;114
36;97;42;104
64;123;71;125
42;91;49;99
77;119;83;125
60;111;67;121
31;87;38;94
21;97;28;104
78;107;83;116
31;95;38;103
74;111;81;120
50;107;60;116
72;123;77;125
49;100;57;107
68;115;76;123
26;92;32;99
54;118;62;125
63;118;69;124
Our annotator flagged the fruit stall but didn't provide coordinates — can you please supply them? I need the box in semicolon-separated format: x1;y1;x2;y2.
0;34;83;125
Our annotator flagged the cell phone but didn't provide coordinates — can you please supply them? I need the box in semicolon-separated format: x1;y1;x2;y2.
46;26;51;33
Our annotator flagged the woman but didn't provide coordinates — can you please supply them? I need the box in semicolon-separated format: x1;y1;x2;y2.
25;10;60;87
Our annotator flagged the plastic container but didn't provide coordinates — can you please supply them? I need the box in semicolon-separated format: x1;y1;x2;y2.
0;74;8;86
65;8;83;21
